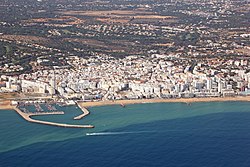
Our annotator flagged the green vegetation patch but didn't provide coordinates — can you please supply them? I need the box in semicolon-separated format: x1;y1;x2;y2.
5;45;13;55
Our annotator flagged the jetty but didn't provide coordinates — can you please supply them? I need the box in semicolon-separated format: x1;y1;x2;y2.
74;102;90;120
14;107;94;128
30;111;64;116
120;103;125;107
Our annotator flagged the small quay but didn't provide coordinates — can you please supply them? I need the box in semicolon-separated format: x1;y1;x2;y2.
14;100;94;129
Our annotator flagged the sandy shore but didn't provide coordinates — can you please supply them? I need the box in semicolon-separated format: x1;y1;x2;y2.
78;96;250;108
0;100;14;110
1;96;250;110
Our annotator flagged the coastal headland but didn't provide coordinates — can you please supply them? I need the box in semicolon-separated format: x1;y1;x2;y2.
78;96;250;107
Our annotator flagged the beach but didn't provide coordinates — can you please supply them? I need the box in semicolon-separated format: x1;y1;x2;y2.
78;96;250;107
0;100;13;110
1;96;250;110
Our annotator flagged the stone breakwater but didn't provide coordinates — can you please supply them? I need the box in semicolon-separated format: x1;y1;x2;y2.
14;107;94;128
74;102;90;120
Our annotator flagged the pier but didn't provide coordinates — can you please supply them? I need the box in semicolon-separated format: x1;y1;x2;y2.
74;102;90;120
14;107;94;128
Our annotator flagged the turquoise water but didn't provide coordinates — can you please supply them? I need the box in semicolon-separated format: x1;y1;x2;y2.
1;102;250;166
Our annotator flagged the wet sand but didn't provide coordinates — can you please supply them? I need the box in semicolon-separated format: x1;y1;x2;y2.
78;96;250;108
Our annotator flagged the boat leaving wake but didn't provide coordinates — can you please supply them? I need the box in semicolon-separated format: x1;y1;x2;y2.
86;131;153;136
85;127;245;136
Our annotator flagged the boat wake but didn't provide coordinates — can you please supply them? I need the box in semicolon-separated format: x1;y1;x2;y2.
86;131;153;136
86;127;247;136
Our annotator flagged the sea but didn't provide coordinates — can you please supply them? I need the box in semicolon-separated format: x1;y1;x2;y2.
1;101;250;167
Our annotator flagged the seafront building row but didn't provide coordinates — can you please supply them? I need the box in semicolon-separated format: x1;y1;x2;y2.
1;54;250;100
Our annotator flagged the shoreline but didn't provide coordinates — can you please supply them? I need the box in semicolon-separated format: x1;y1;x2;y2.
1;96;250;110
78;96;250;108
0;100;14;110
1;96;250;128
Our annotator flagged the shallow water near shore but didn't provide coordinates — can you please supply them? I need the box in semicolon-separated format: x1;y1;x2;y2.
1;101;250;166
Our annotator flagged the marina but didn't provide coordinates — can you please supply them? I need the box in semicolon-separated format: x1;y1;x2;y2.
14;101;94;128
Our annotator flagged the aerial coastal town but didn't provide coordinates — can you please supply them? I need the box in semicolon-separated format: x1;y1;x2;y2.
1;1;250;166
0;0;250;104
1;53;250;102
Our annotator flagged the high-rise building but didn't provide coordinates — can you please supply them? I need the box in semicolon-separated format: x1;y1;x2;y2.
218;80;222;93
50;71;56;95
6;80;11;89
207;78;212;90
